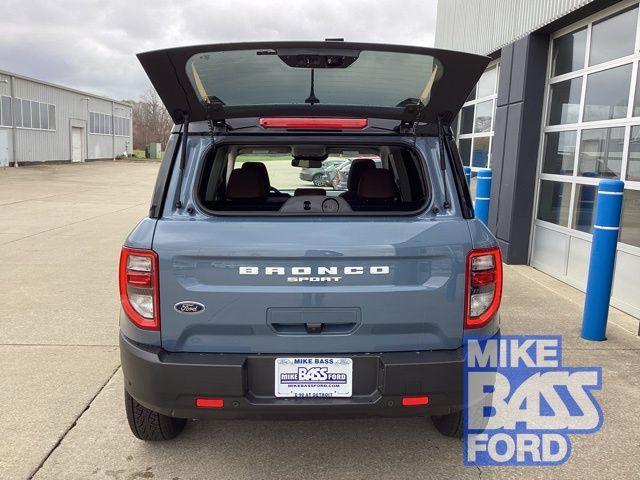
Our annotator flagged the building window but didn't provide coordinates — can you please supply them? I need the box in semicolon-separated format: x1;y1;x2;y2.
48;105;56;130
455;62;499;171
542;130;577;175
551;26;587;76
89;111;128;136
11;98;55;130
537;180;571;226
589;6;638;66
620;189;640;247
548;77;582;125
90;111;112;135
113;115;130;136
13;98;22;127
537;2;640;252
0;96;12;126
583;64;632;122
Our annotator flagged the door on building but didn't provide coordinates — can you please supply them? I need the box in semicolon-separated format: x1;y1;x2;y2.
71;127;83;163
0;130;10;167
530;4;640;319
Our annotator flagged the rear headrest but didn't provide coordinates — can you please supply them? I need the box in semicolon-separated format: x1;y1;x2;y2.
357;169;396;199
226;169;267;199
347;159;376;191
294;188;326;196
241;162;270;193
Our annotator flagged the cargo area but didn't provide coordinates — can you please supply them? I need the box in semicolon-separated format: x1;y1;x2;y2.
194;141;431;214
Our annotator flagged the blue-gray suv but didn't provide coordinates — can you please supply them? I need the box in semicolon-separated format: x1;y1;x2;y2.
120;41;501;441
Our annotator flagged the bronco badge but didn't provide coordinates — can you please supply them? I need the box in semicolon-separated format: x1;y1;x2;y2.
174;301;205;314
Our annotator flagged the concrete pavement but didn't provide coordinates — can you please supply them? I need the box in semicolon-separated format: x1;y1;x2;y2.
1;161;639;479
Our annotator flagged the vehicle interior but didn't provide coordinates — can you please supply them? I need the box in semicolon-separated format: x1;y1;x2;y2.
196;144;430;215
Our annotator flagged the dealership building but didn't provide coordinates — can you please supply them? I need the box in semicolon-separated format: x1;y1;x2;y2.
436;0;640;320
0;69;132;166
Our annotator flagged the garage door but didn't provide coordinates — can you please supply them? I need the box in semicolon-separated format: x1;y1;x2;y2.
531;3;640;319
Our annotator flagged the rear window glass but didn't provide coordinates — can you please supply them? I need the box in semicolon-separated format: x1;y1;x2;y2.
195;142;432;216
185;49;443;109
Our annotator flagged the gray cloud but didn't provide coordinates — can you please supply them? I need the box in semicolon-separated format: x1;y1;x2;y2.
0;0;437;101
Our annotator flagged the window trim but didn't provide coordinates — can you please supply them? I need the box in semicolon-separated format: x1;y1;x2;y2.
89;110;130;137
10;97;56;131
0;95;13;128
191;137;434;218
455;60;500;172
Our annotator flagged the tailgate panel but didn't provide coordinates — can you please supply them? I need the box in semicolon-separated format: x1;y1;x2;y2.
154;218;471;353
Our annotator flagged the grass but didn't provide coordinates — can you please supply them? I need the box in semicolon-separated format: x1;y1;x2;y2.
236;155;292;162
131;149;162;160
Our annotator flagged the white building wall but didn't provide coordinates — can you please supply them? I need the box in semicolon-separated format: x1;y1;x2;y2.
435;0;597;54
0;69;132;164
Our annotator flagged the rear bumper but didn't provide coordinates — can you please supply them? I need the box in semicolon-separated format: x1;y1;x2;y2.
120;334;467;419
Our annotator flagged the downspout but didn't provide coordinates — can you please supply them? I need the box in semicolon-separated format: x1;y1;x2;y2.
10;75;18;167
111;100;116;160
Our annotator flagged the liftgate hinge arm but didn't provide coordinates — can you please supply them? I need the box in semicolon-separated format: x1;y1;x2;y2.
174;111;189;209
437;114;451;211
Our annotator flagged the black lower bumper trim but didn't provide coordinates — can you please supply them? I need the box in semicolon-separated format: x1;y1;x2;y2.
120;334;465;419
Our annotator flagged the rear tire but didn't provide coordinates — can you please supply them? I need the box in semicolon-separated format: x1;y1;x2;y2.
431;410;463;438
125;390;186;441
312;173;324;186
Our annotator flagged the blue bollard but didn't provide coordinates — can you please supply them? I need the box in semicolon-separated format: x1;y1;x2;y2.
463;166;472;185
475;169;492;225
581;180;625;341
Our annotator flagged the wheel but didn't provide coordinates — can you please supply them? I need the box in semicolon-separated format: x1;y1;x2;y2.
124;389;186;441
312;173;324;186
431;410;463;438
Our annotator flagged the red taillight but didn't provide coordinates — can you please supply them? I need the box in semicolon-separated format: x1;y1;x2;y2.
196;397;224;408
464;247;502;329
471;270;495;287
259;117;368;130
119;247;160;331
126;272;152;287
402;396;430;406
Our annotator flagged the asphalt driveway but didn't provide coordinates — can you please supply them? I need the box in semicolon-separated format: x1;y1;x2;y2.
0;161;638;480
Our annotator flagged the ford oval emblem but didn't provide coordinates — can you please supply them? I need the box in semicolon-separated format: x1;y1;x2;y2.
174;301;205;314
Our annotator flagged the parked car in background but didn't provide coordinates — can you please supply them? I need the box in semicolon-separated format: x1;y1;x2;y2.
324;159;351;189
332;157;381;191
299;157;346;186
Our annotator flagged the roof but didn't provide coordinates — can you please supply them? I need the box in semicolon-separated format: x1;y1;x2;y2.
0;68;132;109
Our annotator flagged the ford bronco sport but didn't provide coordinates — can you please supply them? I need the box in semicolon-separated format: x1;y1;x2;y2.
120;41;501;441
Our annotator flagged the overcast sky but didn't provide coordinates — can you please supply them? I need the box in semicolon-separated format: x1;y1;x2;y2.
0;0;438;101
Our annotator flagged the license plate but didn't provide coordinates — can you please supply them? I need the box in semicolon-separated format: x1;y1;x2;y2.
274;357;353;398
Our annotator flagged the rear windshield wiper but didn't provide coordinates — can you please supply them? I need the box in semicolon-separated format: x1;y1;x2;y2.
304;69;320;105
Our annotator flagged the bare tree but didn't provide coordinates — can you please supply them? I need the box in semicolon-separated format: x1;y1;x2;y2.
132;87;173;150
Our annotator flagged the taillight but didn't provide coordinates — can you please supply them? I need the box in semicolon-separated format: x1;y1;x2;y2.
464;247;502;329
259;117;368;130
119;247;160;331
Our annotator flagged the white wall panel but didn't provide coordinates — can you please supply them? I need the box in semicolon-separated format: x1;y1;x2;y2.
435;0;596;54
530;224;570;276
566;235;591;289
612;249;640;318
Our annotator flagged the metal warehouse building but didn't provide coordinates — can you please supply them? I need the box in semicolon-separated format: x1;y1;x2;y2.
436;0;640;320
0;69;132;166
